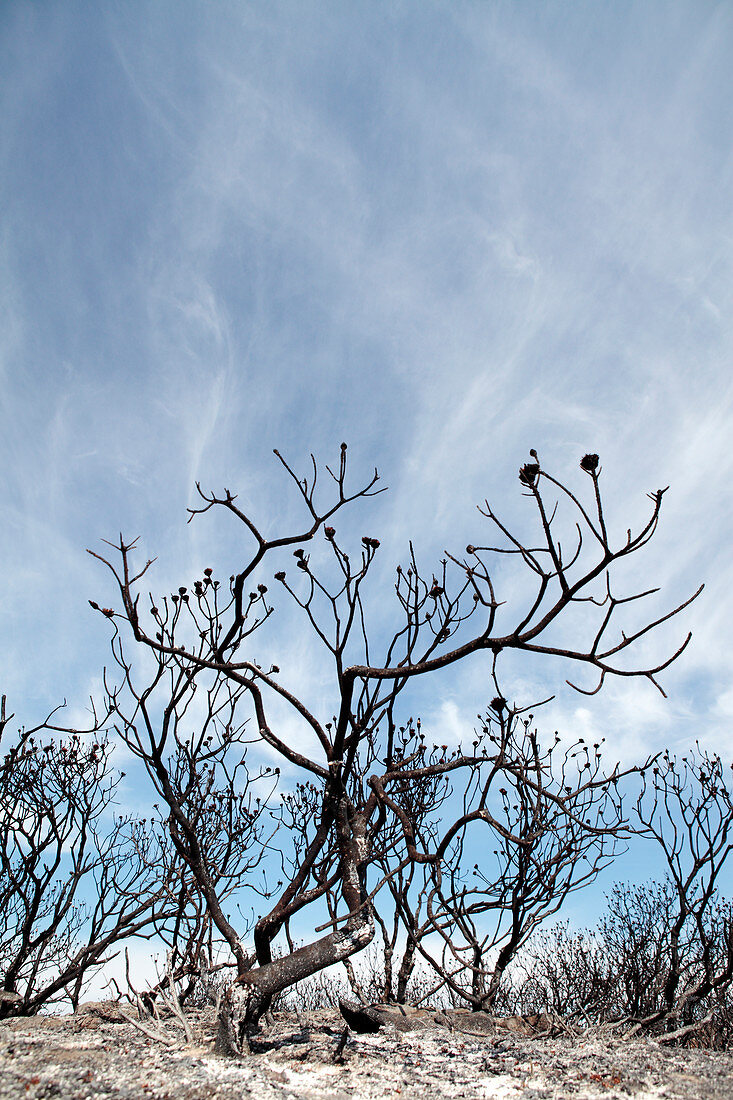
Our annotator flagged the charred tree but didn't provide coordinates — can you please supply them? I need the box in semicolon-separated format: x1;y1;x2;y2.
90;446;700;1051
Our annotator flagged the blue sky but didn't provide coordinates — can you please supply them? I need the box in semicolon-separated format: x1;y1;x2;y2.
2;0;732;783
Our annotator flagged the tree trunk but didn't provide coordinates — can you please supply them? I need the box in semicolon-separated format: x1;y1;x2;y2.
217;797;374;1054
217;911;374;1054
396;935;416;1004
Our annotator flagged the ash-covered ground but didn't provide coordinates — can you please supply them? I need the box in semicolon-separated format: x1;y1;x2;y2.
1;1004;732;1100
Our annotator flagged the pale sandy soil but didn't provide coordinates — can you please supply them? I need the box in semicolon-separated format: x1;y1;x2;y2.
1;1005;732;1100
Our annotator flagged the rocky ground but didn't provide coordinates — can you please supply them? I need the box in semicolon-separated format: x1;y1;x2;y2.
1;1003;732;1100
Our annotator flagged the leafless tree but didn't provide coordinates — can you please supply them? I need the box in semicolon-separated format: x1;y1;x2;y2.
379;702;633;1012
90;446;699;1051
596;880;681;1021
507;873;733;1046
508;919;614;1020
627;747;733;1036
507;746;733;1041
371;725;450;1006
99;617;282;988
0;695;191;1016
514;882;679;1023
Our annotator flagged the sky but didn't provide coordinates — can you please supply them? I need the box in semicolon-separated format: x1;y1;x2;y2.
2;0;733;921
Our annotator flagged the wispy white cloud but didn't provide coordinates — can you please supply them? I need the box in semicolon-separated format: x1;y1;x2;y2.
1;0;731;782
